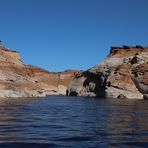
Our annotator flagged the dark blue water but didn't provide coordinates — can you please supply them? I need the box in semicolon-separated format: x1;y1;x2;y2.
0;96;148;148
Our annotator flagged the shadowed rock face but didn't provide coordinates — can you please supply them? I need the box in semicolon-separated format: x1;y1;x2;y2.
67;46;148;99
67;71;107;97
0;45;78;98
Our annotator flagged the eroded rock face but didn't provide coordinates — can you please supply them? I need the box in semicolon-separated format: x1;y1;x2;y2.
1;44;147;99
131;63;148;95
0;44;78;98
67;46;148;99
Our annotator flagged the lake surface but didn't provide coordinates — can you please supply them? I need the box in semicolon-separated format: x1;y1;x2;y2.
0;96;148;148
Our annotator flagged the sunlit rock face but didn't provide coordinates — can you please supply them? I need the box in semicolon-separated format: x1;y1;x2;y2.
67;46;148;99
0;44;78;98
0;43;147;99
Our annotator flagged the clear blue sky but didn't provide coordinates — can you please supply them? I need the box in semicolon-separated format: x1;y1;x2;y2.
0;0;148;71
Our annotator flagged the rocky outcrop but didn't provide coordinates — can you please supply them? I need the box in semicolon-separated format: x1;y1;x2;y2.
67;46;148;99
1;43;147;99
0;44;78;98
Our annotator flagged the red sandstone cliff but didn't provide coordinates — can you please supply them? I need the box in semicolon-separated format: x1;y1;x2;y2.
0;44;78;98
1;43;147;99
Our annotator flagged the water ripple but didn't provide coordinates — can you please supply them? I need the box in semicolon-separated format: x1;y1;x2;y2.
0;96;147;147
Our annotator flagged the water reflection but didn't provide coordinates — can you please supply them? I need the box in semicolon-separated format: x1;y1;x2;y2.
93;99;148;147
0;97;147;147
0;98;39;143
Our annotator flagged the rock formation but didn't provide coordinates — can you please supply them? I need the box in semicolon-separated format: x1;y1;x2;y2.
0;43;147;99
0;44;78;98
67;46;148;99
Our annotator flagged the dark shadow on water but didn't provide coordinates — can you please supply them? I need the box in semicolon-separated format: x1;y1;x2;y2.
110;142;148;147
0;143;58;148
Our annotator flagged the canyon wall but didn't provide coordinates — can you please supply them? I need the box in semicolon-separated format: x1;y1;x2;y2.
67;46;148;99
0;44;78;98
0;43;147;99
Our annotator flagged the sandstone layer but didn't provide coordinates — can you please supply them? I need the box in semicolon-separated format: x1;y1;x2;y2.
0;44;78;98
67;46;148;99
